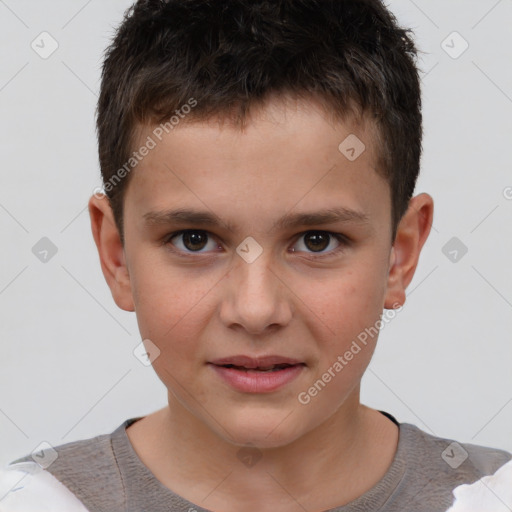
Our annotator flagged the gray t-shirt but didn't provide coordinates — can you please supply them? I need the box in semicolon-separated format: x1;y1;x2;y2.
9;412;512;512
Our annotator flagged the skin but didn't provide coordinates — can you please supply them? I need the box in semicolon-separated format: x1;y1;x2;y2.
89;94;433;511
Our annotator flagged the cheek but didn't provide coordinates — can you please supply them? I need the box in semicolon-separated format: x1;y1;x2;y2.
309;263;387;336
139;303;208;395
297;274;385;411
302;262;388;388
129;259;212;365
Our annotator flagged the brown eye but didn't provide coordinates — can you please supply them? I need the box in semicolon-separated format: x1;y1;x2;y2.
291;231;348;259
181;231;208;251
303;232;330;252
167;230;216;253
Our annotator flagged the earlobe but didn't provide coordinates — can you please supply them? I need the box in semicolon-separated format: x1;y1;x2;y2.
384;245;406;309
88;194;135;312
383;193;434;309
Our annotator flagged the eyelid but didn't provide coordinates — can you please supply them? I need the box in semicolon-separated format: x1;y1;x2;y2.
162;229;221;256
163;229;350;259
292;230;350;260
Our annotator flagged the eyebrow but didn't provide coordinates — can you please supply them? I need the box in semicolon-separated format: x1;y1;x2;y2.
143;206;370;233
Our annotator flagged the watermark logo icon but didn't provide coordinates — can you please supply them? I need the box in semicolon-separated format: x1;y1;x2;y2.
133;339;161;366
237;446;263;468
442;237;468;263
31;441;58;469
32;237;58;263
441;31;469;59
31;32;59;59
236;237;263;264
338;134;366;161
442;442;469;469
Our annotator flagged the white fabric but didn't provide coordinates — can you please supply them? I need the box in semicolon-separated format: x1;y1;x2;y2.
446;458;512;511
0;461;89;512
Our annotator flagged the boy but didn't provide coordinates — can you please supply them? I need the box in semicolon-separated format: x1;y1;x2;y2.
1;0;511;511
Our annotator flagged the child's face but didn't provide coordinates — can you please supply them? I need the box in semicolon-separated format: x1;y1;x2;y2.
99;96;411;447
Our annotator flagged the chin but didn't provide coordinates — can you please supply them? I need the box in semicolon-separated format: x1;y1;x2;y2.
215;410;310;450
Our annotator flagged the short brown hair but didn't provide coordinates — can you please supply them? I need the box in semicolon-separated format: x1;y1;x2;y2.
96;0;424;245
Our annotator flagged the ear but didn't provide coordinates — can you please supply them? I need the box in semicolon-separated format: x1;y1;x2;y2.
384;193;434;309
88;193;135;312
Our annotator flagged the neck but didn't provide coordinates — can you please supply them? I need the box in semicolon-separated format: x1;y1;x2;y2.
126;389;399;512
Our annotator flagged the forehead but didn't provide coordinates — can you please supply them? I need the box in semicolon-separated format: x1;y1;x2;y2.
124;95;390;233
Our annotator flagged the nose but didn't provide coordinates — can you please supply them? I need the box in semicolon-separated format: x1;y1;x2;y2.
219;249;293;336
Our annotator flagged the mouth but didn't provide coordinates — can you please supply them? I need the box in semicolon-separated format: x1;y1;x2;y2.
208;355;306;370
207;355;306;393
216;363;302;372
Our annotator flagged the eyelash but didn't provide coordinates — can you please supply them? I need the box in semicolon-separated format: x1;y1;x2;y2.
162;229;350;260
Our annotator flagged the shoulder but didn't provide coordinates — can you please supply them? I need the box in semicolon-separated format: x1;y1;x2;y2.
402;422;512;477
1;418;138;512
0;461;89;511
396;422;512;509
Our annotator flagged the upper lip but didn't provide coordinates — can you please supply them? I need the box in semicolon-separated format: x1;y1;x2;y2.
209;355;305;369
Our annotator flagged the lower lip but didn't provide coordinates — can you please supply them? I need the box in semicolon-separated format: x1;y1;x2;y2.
208;364;305;393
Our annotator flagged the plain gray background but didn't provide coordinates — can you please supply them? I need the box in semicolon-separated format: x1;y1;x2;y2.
1;0;511;467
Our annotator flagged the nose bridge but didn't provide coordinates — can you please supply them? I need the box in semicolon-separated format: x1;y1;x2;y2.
238;247;276;295
220;244;291;333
